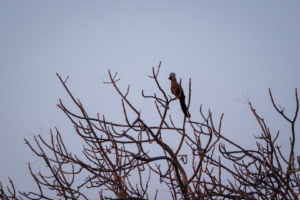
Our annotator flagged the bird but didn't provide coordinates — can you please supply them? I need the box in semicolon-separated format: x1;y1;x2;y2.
168;72;191;118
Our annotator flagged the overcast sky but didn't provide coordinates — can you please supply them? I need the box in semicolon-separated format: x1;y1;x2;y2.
1;1;300;199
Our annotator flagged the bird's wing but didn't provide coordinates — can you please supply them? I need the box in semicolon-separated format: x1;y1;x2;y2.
180;85;185;98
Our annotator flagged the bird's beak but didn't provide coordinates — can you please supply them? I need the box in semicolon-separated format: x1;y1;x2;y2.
168;77;171;80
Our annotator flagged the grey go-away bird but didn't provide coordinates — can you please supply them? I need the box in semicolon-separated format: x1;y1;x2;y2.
168;72;191;118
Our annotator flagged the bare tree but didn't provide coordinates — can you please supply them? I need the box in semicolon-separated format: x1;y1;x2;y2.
1;63;299;200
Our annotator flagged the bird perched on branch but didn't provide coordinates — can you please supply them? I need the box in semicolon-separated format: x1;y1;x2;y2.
168;72;191;118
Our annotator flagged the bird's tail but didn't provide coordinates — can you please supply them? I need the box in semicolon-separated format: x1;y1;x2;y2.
179;96;191;118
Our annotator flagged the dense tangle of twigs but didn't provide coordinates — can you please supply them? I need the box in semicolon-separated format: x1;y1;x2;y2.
1;62;299;200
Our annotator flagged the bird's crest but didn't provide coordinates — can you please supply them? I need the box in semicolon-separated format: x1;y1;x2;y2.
170;72;176;77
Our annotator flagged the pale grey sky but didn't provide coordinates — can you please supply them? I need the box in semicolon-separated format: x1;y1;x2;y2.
1;1;300;199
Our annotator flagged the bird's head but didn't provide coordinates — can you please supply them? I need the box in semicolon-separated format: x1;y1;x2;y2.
168;72;176;81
